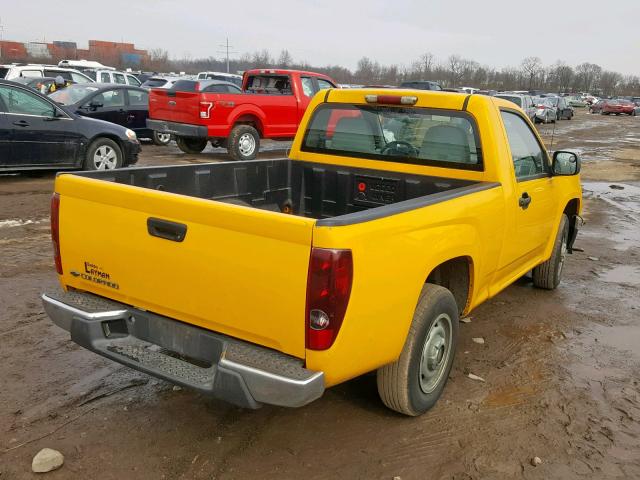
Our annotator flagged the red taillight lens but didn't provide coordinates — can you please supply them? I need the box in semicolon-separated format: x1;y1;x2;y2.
306;248;353;350
199;101;214;119
50;193;62;275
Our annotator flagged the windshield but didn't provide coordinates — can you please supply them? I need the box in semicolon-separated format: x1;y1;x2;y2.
142;78;168;88
49;85;99;105
496;95;522;107
302;104;482;170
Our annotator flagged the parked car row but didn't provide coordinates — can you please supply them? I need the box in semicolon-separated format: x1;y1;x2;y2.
0;79;140;171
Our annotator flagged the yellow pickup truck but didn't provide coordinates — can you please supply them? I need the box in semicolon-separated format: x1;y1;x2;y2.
43;89;582;416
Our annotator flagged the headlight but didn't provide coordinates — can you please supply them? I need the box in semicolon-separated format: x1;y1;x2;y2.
125;129;137;140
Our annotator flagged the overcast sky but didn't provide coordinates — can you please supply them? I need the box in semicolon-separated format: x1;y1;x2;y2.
2;0;638;74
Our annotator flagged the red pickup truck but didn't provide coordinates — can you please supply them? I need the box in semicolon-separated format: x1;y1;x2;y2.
147;69;337;160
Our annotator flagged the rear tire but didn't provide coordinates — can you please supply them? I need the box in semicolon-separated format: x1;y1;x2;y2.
227;125;260;161
152;131;172;146
84;138;123;170
176;136;208;154
377;284;459;416
532;214;569;290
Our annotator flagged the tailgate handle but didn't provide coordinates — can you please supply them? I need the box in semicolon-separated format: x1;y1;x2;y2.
147;218;187;242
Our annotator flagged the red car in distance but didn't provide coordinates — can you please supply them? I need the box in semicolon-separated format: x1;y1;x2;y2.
593;99;637;116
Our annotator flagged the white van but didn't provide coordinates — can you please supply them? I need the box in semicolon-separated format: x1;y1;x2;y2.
196;71;242;87
0;64;94;83
84;69;142;86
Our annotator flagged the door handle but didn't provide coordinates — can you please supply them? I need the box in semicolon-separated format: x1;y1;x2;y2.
519;192;532;209
13;120;29;127
147;217;187;242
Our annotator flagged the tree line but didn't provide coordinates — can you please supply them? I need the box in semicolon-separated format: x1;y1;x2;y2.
148;49;639;96
8;47;639;96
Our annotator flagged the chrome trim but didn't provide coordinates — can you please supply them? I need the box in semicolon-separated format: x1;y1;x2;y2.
42;294;128;330
41;292;325;408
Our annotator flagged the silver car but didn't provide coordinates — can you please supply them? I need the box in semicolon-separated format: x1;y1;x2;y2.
495;93;537;121
532;98;558;124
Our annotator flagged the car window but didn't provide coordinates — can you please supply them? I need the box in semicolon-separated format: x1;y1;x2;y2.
126;75;141;86
303;104;482;169
301;77;315;97
0;85;56;117
127;89;148;106
100;72;111;83
317;79;334;90
226;84;241;93
113;73;126;85
497;95;522;107
93;89;126;108
246;75;292;95
501;110;549;180
21;70;43;78
70;72;91;83
45;70;72;81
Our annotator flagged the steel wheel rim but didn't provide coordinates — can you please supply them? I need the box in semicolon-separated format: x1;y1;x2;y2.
419;313;453;394
93;145;117;170
556;228;568;282
157;133;171;144
238;133;256;156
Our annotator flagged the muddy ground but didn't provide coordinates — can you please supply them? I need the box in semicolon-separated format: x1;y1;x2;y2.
0;109;639;479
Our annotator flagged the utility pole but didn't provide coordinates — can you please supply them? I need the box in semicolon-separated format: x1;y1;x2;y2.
0;17;4;41
217;37;236;73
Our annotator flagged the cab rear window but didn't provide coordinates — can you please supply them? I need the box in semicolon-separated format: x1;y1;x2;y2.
301;104;482;170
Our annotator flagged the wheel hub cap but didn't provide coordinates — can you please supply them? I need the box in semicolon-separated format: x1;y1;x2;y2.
94;146;117;170
419;314;452;394
238;133;256;156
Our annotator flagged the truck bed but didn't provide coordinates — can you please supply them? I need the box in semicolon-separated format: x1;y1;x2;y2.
75;159;493;226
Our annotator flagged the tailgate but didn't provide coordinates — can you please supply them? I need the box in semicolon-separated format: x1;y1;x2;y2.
149;88;204;125
55;174;315;359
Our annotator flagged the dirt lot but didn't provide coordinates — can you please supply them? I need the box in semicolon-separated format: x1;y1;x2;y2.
1;109;639;479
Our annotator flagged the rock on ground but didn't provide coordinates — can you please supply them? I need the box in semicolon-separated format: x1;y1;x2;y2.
32;448;64;473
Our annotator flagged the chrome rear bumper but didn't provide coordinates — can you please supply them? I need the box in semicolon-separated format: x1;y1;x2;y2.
42;291;324;409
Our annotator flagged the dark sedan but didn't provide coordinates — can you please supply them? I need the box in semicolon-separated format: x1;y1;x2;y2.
49;84;171;145
0;79;140;171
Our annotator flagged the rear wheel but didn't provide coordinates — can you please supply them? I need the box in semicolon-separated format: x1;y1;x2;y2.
227;125;260;161
377;284;459;416
84;138;123;170
176;136;208;154
532;214;569;290
152;131;172;146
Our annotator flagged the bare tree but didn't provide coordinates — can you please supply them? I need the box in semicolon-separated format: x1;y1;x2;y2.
575;62;602;93
277;49;293;67
521;56;542;90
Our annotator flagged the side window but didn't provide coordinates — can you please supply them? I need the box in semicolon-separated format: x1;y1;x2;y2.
113;73;126;85
97;89;126;108
45;70;71;81
126;75;141;86
301;76;315;97
70;72;90;83
21;70;43;78
501;111;549;180
0;86;56;117
100;72;111;83
317;79;334;90
226;85;241;93
127;89;148;106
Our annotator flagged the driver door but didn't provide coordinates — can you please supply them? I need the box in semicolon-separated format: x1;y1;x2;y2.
82;89;128;127
500;110;557;269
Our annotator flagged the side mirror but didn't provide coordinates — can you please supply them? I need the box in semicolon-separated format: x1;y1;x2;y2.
89;100;103;110
553;150;581;176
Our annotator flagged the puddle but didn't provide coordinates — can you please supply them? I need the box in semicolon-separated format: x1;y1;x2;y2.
588;323;640;358
599;265;640;286
0;218;47;229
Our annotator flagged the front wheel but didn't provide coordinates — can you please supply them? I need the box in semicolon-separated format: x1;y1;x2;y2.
377;284;459;416
152;131;172;146
227;125;260;161
176;136;208;154
532;214;569;290
84;138;123;170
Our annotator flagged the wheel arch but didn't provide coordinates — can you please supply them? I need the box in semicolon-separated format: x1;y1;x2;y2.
424;255;475;316
230;109;265;137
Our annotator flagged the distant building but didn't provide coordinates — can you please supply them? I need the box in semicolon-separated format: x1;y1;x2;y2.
0;39;148;67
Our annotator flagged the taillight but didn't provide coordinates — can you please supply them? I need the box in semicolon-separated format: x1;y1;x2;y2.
199;101;214;119
365;94;417;105
306;248;353;350
50;193;62;275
